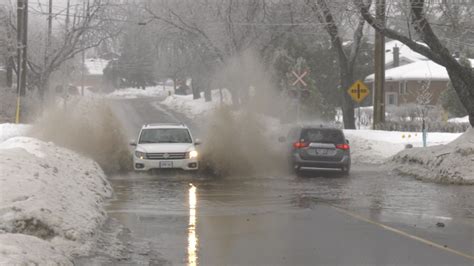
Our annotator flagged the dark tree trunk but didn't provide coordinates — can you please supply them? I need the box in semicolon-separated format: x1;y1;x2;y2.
229;87;240;108
6;57;13;88
38;72;51;105
341;69;356;129
309;0;363;129
192;85;200;100
191;78;201;100
448;69;474;127
173;77;177;94
204;87;212;102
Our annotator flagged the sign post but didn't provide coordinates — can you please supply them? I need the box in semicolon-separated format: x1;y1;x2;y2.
291;70;309;123
347;80;370;129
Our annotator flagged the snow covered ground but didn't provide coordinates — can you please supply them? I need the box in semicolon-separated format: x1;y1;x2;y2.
0;125;112;264
106;85;174;99
0;123;31;143
448;115;470;124
159;89;232;119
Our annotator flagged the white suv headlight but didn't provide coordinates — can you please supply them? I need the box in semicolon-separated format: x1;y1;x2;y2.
188;150;198;159
135;151;146;159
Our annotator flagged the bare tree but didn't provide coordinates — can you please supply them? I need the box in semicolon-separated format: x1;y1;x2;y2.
143;0;300;105
306;0;368;129
355;0;474;126
0;5;14;88
24;0;123;100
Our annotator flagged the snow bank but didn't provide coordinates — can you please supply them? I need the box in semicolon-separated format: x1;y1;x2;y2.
0;137;112;264
343;130;461;164
391;128;474;184
0;234;71;265
159;89;232;119
107;85;174;99
0;123;31;143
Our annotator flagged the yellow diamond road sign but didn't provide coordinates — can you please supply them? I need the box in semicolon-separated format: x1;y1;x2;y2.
348;80;370;103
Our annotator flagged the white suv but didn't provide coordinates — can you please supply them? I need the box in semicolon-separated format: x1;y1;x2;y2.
130;123;201;171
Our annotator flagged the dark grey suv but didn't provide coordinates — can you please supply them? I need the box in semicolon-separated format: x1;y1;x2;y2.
281;126;351;174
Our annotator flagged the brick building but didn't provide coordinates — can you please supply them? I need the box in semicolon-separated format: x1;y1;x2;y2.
365;60;450;106
364;40;455;107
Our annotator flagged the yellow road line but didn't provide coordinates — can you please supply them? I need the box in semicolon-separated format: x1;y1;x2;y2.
15;95;21;124
331;205;474;261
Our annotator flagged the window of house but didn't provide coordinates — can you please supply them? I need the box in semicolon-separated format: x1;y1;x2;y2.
386;92;398;106
388;94;396;105
399;81;408;95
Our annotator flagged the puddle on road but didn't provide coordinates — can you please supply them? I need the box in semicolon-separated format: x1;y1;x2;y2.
80;165;474;265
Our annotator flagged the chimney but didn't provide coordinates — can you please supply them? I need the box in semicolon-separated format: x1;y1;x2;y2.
393;45;400;67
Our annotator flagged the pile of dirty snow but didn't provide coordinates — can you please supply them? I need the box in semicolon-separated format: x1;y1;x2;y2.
391;128;474;184
343;129;462;164
0;234;71;265
0;137;112;264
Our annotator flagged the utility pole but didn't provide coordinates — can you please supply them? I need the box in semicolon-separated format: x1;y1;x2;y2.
373;0;385;129
15;0;24;123
44;0;52;83
5;11;14;88
20;0;27;96
46;0;52;55
65;0;70;31
80;0;86;96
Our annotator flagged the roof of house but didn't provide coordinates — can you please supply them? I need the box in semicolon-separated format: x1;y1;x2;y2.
366;60;449;82
84;58;109;76
366;57;474;82
385;40;428;66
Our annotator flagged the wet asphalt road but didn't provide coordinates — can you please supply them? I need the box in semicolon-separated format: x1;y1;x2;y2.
76;98;474;266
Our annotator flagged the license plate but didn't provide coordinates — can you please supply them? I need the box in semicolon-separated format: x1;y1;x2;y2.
159;161;173;168
308;149;328;155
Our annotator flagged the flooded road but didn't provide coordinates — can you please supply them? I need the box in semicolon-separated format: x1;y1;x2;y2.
76;98;474;265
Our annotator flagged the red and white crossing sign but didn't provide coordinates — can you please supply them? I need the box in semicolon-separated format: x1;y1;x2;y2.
291;70;308;87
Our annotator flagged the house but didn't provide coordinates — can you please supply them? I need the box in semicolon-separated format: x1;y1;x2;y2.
70;58;109;92
365;60;449;106
83;58;109;88
364;40;455;107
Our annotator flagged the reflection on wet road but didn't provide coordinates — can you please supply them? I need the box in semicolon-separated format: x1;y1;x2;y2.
97;164;474;265
188;184;197;266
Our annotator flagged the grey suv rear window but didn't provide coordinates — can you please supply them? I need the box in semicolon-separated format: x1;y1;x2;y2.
300;129;344;144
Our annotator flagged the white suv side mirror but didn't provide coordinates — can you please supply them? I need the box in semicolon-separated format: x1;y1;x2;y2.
129;139;137;146
194;138;202;146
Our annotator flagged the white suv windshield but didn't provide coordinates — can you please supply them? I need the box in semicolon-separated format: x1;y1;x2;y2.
139;128;192;144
